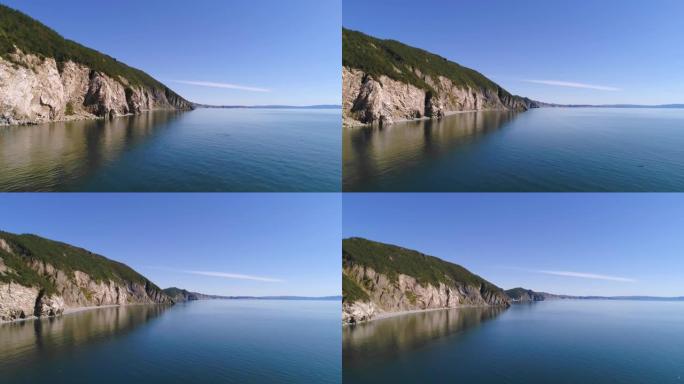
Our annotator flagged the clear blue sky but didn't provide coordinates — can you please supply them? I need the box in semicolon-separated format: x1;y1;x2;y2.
0;194;341;297
344;0;684;105
344;194;684;297
3;0;341;106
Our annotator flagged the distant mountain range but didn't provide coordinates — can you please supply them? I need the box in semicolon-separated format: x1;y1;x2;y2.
193;104;341;109
163;287;340;302
509;288;684;302
539;103;684;109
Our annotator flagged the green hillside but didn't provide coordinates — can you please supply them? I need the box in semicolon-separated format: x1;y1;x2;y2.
505;287;532;300
0;231;160;295
343;28;507;95
343;237;504;293
0;4;174;91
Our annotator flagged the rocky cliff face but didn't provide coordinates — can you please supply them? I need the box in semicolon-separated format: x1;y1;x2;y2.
0;49;193;125
343;264;509;323
343;66;537;127
0;234;171;322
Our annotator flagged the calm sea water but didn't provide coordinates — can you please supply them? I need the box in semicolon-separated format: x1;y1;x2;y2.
0;300;341;384
343;108;684;191
343;300;684;384
0;108;341;191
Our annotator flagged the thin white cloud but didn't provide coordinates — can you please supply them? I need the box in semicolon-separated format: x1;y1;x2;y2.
534;269;636;282
184;270;284;282
172;80;271;92
144;266;283;282
523;79;621;91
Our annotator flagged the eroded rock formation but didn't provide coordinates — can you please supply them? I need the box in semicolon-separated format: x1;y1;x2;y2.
0;49;192;125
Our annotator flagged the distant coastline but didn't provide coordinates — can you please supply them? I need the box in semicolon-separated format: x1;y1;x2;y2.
193;104;342;109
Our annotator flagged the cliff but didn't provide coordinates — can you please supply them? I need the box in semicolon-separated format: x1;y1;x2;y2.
0;5;193;125
342;28;539;126
342;237;509;323
0;231;172;322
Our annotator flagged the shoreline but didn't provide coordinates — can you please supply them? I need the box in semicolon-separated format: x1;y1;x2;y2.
0;107;191;127
344;303;507;326
342;107;521;128
0;303;167;325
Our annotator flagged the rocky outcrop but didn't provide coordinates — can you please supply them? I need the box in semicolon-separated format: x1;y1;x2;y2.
0;232;172;322
343;264;509;323
0;49;193;125
343;66;538;127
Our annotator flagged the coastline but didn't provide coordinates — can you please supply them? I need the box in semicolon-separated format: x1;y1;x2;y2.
0;107;191;127
0;303;168;325
342;107;524;128
344;303;508;326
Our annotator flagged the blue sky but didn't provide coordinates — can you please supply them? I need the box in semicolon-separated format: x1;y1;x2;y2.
344;0;684;105
3;0;341;106
0;194;341;297
344;194;684;297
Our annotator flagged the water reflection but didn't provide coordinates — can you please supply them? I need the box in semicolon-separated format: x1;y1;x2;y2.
0;111;183;191
343;306;505;369
343;110;519;191
0;305;167;372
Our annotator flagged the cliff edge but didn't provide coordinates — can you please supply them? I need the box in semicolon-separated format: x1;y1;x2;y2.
0;231;172;322
342;237;510;323
0;5;193;125
342;28;539;127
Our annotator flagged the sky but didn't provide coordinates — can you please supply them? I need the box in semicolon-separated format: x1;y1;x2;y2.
343;194;684;297
344;0;684;105
3;0;341;106
0;193;341;297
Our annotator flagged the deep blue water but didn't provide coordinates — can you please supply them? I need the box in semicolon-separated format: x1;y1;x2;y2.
343;108;684;191
0;300;341;384
343;300;684;383
0;108;341;191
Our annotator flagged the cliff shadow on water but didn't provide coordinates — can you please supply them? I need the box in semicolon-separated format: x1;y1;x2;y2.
0;110;185;191
343;110;520;191
343;305;506;368
0;304;168;374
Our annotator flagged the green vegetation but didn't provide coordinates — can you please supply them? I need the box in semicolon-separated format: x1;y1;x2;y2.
0;4;174;92
162;287;187;297
405;290;417;305
0;231;159;295
342;273;369;303
504;288;530;300
65;101;74;116
343;28;510;96
343;237;503;294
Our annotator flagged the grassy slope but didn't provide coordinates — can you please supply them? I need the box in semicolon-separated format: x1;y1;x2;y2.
0;231;160;295
342;273;369;303
0;4;178;93
343;28;510;96
343;237;504;295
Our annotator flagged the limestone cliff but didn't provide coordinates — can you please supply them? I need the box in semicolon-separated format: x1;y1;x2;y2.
0;5;193;125
342;238;509;323
0;232;172;322
342;28;539;126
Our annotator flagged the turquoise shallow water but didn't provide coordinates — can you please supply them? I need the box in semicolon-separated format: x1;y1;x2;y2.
344;108;684;191
0;300;341;384
0;108;341;191
343;300;684;384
